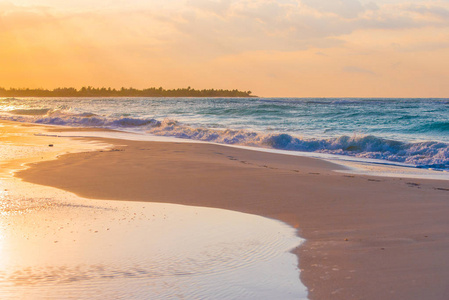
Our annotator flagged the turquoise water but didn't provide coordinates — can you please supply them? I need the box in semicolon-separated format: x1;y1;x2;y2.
1;97;449;169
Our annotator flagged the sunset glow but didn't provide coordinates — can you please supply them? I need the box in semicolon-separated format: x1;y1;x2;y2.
1;0;449;97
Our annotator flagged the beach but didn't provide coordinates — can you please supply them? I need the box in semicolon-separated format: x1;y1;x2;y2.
4;0;449;297
6;120;449;299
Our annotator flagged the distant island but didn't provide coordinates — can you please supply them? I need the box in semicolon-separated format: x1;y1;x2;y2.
0;87;255;98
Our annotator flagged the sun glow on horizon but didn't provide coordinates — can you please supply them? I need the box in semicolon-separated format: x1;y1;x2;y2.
1;0;449;97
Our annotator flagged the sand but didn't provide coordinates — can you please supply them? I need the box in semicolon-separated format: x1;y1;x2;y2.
13;125;449;299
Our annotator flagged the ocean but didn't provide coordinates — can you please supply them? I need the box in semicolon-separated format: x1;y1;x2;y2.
1;97;449;170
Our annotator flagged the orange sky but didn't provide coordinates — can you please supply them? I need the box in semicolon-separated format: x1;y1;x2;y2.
1;0;449;97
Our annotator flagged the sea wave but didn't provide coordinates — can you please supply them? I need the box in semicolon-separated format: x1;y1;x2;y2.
413;122;449;133
148;123;449;169
9;108;51;116
1;109;448;169
1;108;160;128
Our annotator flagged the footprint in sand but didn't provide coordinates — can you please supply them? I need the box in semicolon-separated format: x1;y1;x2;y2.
406;182;421;188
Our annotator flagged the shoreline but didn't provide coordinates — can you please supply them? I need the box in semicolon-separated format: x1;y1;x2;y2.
40;129;449;181
11;122;449;299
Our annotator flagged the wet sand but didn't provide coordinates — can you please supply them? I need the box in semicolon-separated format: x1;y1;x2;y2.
15;127;449;299
0;121;305;298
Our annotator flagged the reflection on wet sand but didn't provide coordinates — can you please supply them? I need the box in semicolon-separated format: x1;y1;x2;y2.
0;179;304;299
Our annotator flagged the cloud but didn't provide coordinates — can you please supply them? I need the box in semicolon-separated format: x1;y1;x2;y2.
395;40;449;52
153;1;355;57
0;2;58;31
143;0;449;58
301;0;366;19
343;66;376;75
405;4;449;19
187;0;231;15
2;0;449;59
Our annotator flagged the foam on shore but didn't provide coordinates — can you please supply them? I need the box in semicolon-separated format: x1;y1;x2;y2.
43;129;449;180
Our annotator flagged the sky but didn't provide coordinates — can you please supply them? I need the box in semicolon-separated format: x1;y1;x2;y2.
1;0;449;97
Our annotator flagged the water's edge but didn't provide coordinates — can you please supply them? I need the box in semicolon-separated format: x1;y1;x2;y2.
45;128;449;181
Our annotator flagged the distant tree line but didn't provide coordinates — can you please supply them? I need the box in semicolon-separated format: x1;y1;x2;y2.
0;86;254;97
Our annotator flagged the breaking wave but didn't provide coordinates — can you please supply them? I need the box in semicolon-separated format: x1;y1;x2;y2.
1;108;448;170
1;108;160;128
9;108;51;116
148;123;449;169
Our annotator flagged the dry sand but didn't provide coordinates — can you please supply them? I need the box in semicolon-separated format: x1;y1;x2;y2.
16;134;449;299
